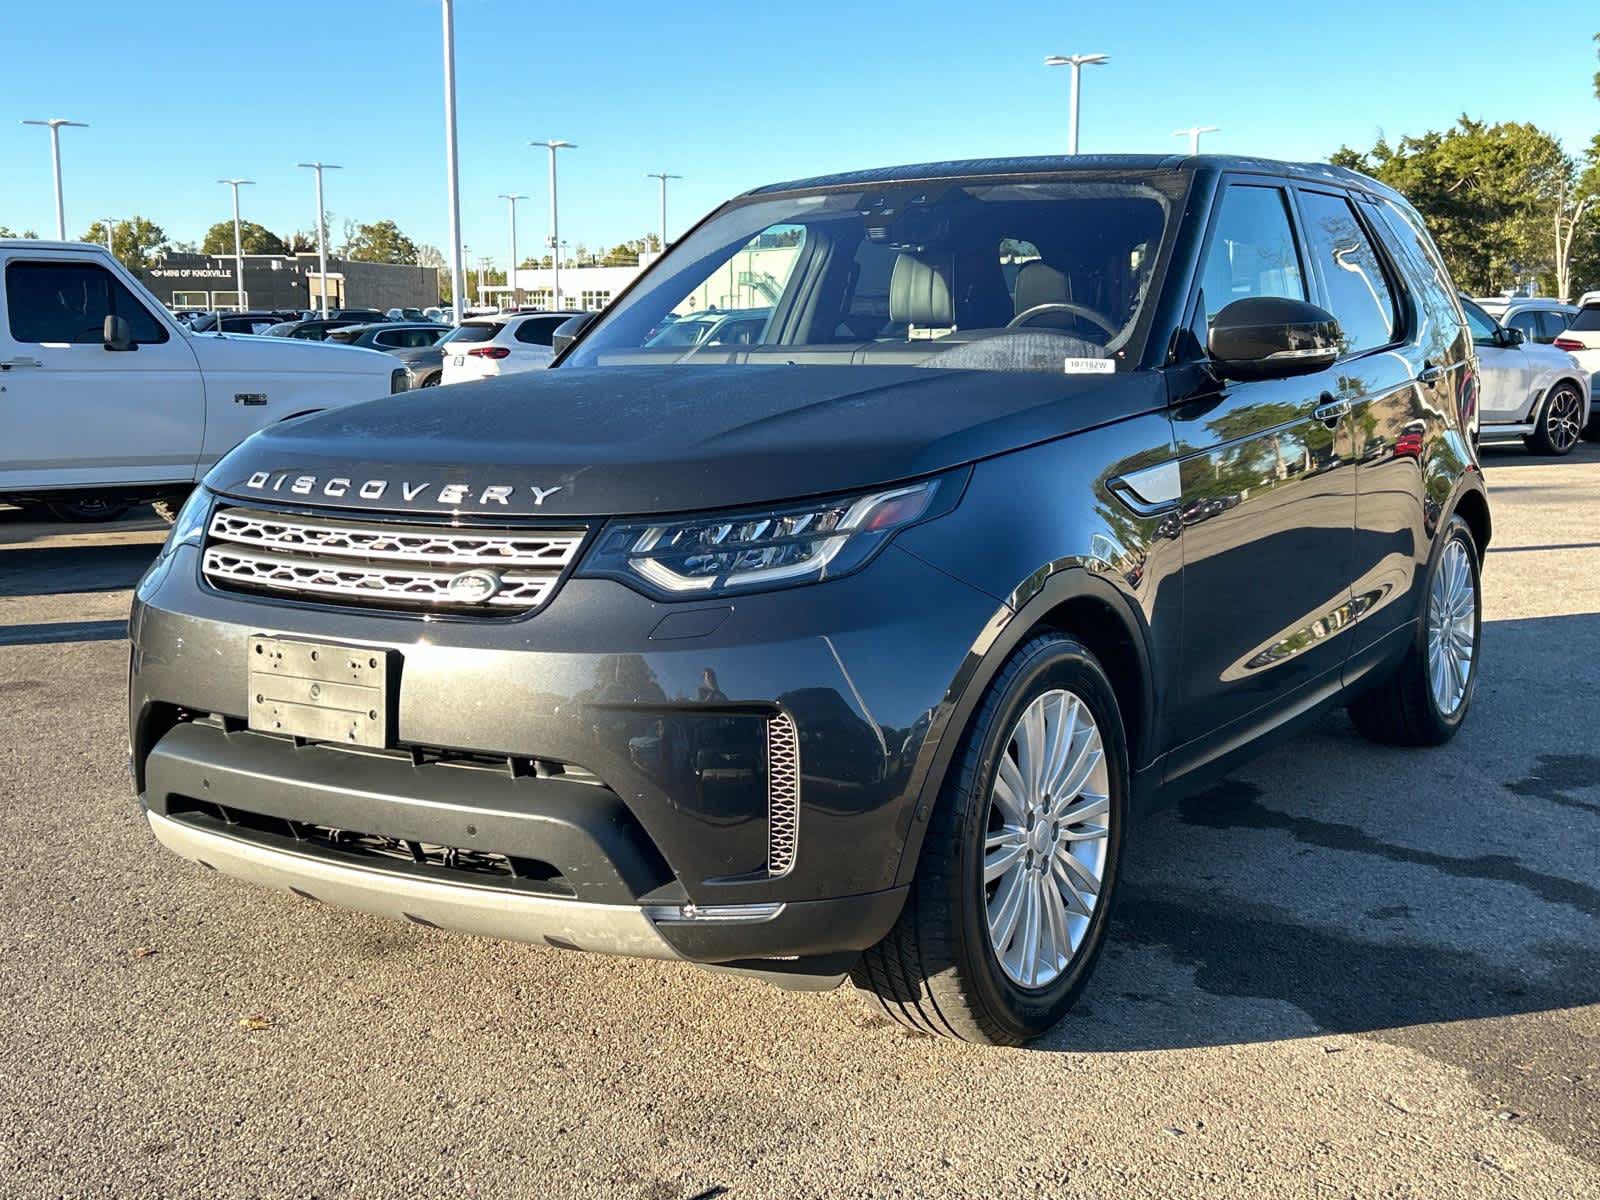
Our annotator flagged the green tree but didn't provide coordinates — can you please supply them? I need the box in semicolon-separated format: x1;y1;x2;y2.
1335;117;1575;295
81;216;168;270
0;225;40;239
202;220;287;256
345;219;420;265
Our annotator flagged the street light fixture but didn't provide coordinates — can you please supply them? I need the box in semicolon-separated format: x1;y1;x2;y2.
297;162;342;317
498;193;527;306
533;139;577;309
218;178;255;312
645;172;681;252
440;0;467;324
1173;126;1219;155
1043;55;1107;155
21;118;89;239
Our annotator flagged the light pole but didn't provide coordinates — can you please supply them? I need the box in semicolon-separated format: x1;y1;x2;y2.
478;256;493;307
498;193;527;307
441;0;467;323
534;139;576;309
1043;54;1108;155
296;162;341;317
1173;126;1218;155
218;178;255;311
103;218;117;255
22;118;89;239
645;172;681;251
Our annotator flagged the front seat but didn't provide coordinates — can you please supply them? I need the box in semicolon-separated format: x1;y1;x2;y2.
1012;260;1072;320
888;253;956;336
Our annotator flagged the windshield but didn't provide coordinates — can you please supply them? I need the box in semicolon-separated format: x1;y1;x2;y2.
565;172;1184;372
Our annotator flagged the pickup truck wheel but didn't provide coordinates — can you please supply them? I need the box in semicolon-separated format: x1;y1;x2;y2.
852;633;1126;1045
1347;515;1480;746
45;498;132;523
150;490;193;525
1525;383;1583;455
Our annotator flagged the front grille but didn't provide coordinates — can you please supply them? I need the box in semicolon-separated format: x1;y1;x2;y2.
202;506;586;615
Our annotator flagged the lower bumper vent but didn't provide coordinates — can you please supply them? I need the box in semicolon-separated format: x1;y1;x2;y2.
767;711;799;878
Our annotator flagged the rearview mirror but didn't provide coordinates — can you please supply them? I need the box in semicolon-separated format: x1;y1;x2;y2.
103;314;134;352
1208;297;1341;381
1498;326;1525;348
550;311;598;358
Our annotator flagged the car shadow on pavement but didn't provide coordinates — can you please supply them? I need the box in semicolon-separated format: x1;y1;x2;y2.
0;620;127;647
1476;442;1600;468
0;543;159;596
1037;610;1600;1055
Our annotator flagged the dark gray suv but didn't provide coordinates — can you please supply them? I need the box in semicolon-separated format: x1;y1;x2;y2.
130;156;1488;1044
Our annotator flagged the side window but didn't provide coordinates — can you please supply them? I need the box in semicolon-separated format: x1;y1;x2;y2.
1371;197;1466;364
6;260;168;345
514;318;559;346
1536;310;1572;343
373;331;402;348
1506;311;1539;342
1197;185;1307;328
1297;190;1397;355
1459;298;1500;347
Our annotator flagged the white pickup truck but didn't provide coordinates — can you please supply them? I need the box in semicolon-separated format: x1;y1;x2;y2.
0;240;405;521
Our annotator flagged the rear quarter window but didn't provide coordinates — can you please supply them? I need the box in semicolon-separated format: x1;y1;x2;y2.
1372;198;1466;365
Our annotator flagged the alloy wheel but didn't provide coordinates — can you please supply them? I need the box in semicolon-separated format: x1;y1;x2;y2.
1546;388;1582;453
984;689;1110;989
1426;538;1476;716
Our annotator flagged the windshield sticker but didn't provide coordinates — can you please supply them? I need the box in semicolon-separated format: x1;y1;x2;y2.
1064;358;1116;374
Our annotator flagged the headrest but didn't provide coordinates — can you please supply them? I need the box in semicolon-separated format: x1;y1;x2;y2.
1013;261;1070;316
889;254;954;328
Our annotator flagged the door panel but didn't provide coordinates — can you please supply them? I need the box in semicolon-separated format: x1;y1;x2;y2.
0;254;203;491
1170;380;1356;745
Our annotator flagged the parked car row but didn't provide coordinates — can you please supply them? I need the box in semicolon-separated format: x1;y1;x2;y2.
1464;296;1595;455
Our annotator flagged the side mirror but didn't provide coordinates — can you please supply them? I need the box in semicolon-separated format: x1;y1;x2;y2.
103;314;134;352
1498;326;1525;347
1208;297;1341;381
550;311;598;358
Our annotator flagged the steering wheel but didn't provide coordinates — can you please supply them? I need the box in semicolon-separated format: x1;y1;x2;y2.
1007;302;1120;339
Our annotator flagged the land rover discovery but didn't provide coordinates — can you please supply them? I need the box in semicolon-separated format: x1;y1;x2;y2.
130;156;1488;1044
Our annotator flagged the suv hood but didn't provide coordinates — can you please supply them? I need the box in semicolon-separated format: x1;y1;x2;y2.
188;331;395;376
206;364;1163;517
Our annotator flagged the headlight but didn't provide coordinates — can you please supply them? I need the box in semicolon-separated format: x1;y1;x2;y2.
159;486;213;558
580;473;963;598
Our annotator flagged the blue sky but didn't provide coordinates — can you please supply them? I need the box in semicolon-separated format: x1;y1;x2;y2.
1;0;1595;263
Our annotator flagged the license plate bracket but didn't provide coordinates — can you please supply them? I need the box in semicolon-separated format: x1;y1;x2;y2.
247;636;393;748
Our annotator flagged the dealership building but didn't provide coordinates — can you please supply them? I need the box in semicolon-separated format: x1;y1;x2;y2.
139;252;440;313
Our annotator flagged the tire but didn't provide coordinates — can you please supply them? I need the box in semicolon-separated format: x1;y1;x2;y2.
45;498;132;523
852;633;1128;1045
1524;383;1583;456
420;371;441;387
1347;514;1481;747
150;490;193;525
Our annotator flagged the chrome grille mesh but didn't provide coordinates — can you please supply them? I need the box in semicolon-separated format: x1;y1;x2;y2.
203;506;586;614
766;711;800;877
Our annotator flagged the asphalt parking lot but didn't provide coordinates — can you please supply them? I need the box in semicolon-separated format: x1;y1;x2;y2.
2;446;1597;1200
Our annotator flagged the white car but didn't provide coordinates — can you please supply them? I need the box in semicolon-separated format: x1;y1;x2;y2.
1553;303;1600;436
1461;296;1591;455
0;239;404;521
438;311;583;385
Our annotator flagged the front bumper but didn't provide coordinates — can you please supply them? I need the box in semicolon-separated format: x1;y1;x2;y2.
130;536;996;964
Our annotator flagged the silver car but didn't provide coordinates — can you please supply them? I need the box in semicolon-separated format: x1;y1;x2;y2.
1462;296;1590;455
1472;296;1578;347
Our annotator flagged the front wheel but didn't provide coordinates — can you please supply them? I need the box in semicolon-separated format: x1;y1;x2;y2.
1525;383;1583;455
853;633;1127;1044
1347;515;1481;746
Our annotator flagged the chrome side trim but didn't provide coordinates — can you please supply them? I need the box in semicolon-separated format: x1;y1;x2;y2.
146;810;682;959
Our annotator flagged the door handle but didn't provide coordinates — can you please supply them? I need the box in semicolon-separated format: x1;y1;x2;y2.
1312;395;1351;425
1417;363;1444;384
0;357;42;370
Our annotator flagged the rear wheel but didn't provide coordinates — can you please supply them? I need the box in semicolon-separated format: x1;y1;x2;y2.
1347;515;1480;746
852;633;1127;1044
1525;383;1583;455
45;497;132;523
